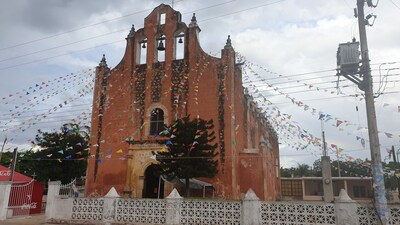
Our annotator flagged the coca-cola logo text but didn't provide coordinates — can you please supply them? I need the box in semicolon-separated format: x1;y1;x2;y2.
0;170;11;176
20;202;37;209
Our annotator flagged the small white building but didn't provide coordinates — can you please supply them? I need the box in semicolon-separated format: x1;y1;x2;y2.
281;177;373;201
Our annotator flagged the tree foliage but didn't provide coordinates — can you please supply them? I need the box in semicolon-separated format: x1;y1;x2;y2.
330;159;372;177
20;123;90;184
282;158;400;191
155;116;218;197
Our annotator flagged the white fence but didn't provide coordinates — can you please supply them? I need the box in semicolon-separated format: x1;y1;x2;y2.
260;202;336;225
115;199;167;224
179;200;241;225
356;204;400;225
44;182;400;225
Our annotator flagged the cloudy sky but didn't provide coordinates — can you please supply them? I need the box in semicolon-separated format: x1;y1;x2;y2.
0;0;399;168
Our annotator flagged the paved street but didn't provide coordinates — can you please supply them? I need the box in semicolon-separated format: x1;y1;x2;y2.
0;214;51;225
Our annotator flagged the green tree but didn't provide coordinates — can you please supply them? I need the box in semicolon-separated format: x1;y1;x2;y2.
0;151;13;167
155;116;218;197
280;167;296;177
21;123;90;184
313;159;322;177
330;159;372;177
295;163;312;177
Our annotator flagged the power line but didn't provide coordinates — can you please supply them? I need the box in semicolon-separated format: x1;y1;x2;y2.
243;68;336;82
0;40;124;71
0;29;127;63
199;0;286;23
0;9;153;52
254;91;400;105
0;0;236;52
0;0;286;71
243;65;400;84
389;0;400;10
0;103;92;117
247;78;400;93
0;107;91;120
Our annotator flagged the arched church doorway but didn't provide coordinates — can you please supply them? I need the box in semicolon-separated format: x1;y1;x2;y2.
142;164;164;198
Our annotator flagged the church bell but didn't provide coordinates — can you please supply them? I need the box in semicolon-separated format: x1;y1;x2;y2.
157;40;165;51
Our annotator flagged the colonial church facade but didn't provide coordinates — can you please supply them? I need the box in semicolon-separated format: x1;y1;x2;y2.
86;4;280;201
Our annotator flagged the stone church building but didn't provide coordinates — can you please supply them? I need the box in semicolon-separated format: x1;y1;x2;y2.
86;4;280;201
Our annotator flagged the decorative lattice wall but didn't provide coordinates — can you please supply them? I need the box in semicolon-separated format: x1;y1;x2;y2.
115;199;166;224
390;206;400;225
71;198;104;221
260;202;336;225
180;200;241;225
65;196;400;225
357;205;378;225
357;204;400;225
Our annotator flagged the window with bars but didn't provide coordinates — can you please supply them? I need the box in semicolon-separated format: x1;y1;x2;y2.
281;180;302;197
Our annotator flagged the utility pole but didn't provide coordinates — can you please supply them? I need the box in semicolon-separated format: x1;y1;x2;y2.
337;0;388;223
0;137;7;163
337;150;341;177
356;0;388;223
321;119;327;157
391;145;396;163
320;118;333;202
9;147;18;182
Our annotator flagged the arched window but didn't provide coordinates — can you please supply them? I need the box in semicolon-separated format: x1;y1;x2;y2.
174;32;184;60
156;35;166;62
137;39;147;65
150;108;164;135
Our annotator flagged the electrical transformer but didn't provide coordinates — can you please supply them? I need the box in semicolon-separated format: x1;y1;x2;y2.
337;41;360;75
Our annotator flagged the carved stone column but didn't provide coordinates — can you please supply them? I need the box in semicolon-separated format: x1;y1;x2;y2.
123;144;135;197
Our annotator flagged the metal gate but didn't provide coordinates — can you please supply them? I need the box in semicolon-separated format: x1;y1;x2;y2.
59;178;76;197
8;179;34;217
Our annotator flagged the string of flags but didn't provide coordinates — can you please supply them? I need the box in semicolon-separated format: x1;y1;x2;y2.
1;69;95;149
240;72;371;162
242;62;399;141
1;51;397;174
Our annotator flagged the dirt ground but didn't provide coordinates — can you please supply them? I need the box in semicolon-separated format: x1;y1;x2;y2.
0;214;51;225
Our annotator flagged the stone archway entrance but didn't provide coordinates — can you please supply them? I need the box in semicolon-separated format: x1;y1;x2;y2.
142;164;164;198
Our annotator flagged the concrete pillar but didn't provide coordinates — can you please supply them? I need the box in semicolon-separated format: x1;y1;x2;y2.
165;189;182;225
321;156;334;202
335;189;358;225
103;187;120;223
0;182;12;220
45;181;61;220
241;189;260;225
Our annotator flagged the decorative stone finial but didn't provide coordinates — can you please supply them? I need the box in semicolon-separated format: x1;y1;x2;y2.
224;35;232;49
337;189;354;202
104;187;120;198
166;188;183;199
243;188;260;200
127;24;135;38
99;54;107;67
189;13;197;27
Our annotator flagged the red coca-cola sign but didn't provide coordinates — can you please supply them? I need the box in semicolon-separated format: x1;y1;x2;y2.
0;170;11;176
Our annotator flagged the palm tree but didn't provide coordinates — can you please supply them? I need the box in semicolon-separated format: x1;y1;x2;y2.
295;163;311;177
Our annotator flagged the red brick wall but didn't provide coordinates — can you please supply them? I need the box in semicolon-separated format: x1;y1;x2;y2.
86;4;280;200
